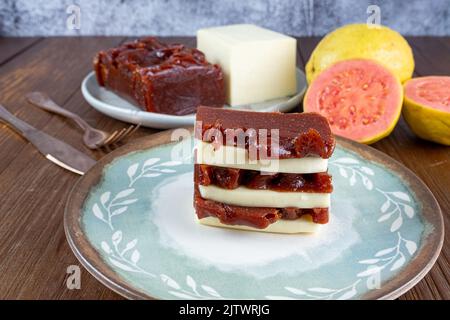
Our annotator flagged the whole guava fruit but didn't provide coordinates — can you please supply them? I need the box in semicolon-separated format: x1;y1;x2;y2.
306;24;414;84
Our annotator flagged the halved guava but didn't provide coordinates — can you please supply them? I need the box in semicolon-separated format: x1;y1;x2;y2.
403;76;450;145
303;59;403;144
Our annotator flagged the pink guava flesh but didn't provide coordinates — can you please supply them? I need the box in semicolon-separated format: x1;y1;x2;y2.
304;59;402;142
404;76;450;112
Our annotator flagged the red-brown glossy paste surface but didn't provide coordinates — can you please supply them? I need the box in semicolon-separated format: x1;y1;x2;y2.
195;106;335;159
195;164;332;192
194;189;329;229
94;38;225;115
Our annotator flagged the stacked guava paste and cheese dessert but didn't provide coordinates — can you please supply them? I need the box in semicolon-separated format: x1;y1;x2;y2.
193;106;335;233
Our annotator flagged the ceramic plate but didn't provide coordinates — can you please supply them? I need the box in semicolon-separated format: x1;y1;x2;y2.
65;131;443;300
81;69;307;129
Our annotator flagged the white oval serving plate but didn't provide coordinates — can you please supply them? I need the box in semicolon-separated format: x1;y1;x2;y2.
81;68;307;129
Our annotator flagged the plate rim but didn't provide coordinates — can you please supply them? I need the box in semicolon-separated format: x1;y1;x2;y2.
64;130;444;300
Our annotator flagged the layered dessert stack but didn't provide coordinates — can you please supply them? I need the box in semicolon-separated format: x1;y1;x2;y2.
194;106;335;233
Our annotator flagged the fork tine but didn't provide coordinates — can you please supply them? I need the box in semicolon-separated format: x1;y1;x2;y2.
120;124;140;142
129;123;141;135
113;124;140;145
110;126;131;145
97;124;141;152
122;123;141;141
113;125;134;144
101;129;122;147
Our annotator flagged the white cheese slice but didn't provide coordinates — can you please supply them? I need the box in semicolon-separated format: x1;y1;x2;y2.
198;185;330;208
198;215;320;234
196;140;328;174
197;24;297;106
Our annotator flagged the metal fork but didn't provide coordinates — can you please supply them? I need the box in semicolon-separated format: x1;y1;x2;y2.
26;91;140;150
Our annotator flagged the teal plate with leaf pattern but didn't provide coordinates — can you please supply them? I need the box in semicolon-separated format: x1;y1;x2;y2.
65;130;443;300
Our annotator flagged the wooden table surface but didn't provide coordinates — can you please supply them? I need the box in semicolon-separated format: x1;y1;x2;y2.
0;36;448;300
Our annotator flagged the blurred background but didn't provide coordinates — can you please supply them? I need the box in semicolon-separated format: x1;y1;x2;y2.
0;0;449;37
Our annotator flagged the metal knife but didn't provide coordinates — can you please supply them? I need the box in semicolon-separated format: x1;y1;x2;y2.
0;104;96;175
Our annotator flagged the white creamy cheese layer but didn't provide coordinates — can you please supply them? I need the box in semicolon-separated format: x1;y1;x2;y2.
198;216;320;233
197;24;297;106
196;140;328;174
198;185;330;208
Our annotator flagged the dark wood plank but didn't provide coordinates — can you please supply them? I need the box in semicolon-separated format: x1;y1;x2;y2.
0;37;128;175
407;37;450;76
374;36;450;300
0;37;127;299
0;36;198;300
298;36;450;300
0;37;42;66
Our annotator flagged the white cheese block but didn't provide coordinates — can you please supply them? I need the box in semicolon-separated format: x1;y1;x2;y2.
197;24;297;106
198;185;330;208
198;215;320;234
196;140;328;173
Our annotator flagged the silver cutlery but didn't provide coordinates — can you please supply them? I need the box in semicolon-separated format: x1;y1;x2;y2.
26;91;140;150
0;104;96;175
